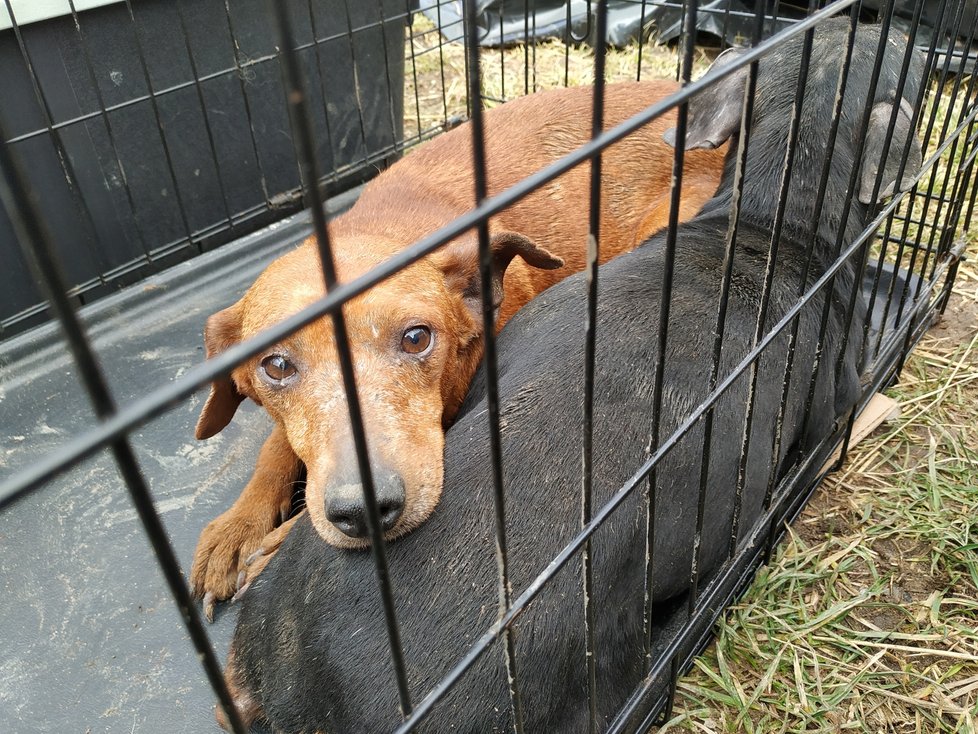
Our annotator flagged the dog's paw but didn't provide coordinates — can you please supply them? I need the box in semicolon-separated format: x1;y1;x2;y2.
191;506;286;620
231;514;302;602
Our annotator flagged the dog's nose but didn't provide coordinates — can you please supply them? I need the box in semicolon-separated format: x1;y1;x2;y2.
325;472;405;539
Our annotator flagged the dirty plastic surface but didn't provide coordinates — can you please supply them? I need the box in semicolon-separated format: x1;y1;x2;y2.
0;202;336;732
0;184;921;731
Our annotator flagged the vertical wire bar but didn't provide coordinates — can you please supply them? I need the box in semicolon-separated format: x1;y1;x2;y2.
340;0;377;172
434;0;452;126
564;1;572;86
461;2;525;728
843;0;965;393
122;0;199;252
874;0;953;358
372;0;404;152
963;122;978;230
404;1;425;142
523;0;530;95
690;0;764;573
581;5;608;728
66;0;153;263
635;0;650;81
868;0;940;360
2;0;113;280
799;2;900;463
762;7;861;514
643;0;696;662
769;0;782;36
499;0;506;100
916;16;976;271
530;0;538;92
221;0;272;204
940;70;978;248
900;0;967;290
940;61;978;237
725;0;818;588
175;0;235;229
269;0;413;718
0;123;248;734
462;0;472;119
857;0;943;370
718;0;735;52
689;2;794;610
305;0;342;179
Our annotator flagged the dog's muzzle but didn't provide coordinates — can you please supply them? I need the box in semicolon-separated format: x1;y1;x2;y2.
325;469;405;539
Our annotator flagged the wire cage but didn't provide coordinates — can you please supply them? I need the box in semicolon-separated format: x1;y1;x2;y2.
0;0;975;731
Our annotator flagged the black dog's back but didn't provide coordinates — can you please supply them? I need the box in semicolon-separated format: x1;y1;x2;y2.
234;223;858;731
230;20;923;732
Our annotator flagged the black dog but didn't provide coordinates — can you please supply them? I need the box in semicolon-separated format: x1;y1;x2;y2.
220;20;924;732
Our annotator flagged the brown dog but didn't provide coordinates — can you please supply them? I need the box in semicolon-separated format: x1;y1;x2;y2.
190;80;725;616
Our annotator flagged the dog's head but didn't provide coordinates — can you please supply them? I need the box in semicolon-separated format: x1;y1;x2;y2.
196;230;561;547
666;19;926;208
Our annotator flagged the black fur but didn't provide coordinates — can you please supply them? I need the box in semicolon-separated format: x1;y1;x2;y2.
228;21;924;732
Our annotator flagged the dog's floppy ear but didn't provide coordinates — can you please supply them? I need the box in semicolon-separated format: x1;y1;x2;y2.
664;47;748;151
436;231;563;321
195;302;247;440
858;98;922;205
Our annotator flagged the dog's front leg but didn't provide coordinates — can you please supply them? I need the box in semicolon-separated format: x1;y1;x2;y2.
191;424;301;620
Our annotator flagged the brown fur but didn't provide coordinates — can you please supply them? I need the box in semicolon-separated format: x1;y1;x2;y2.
191;81;725;608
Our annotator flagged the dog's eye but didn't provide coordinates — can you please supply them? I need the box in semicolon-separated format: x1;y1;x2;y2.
401;326;433;356
260;354;297;383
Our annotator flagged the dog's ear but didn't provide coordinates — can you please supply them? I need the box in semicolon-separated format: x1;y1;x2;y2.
858;98;922;205
195;302;247;440
664;48;748;151
436;231;563;321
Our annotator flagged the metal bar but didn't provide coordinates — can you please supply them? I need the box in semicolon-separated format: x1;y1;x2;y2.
461;0;524;728
372;0;404;155
764;7;860;511
874;0;955;357
434;0;452;124
175;0;235;229
0;110;248;734
304;0;342;193
220;0;272;204
403;0;425;143
902;0;967;294
870;0;977;364
523;0;530;95
799;0;903;451
635;0;650;82
581;4;609;728
868;3;943;362
1;0;112;279
122;0;199;253
645;0;697;659
695;0;765;572
728;0;821;597
268;0;413;718
65;0;153;263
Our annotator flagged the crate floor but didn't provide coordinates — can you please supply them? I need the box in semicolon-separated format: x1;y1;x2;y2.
0;195;923;732
0;204;331;732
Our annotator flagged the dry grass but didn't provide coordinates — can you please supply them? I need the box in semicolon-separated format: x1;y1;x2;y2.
403;14;713;140
401;18;978;733
660;253;978;734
